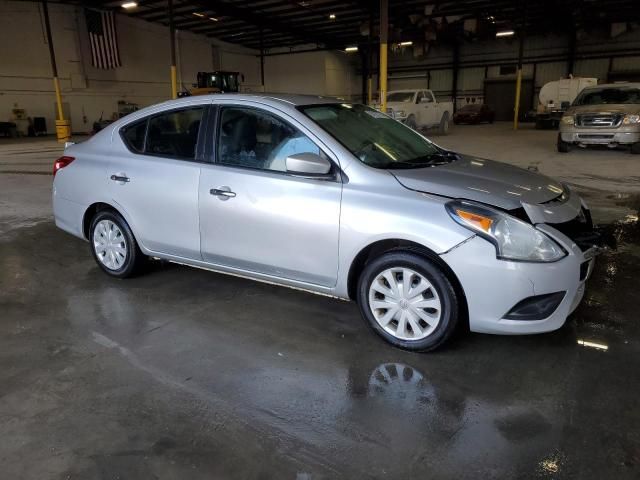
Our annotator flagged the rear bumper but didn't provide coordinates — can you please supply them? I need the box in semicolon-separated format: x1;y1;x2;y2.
52;187;85;239
440;232;595;335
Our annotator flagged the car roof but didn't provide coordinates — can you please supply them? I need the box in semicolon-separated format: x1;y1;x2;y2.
155;93;348;109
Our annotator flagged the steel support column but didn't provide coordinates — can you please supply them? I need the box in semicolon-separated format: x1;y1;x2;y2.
379;0;388;112
42;0;69;142
513;1;527;130
452;40;460;113
567;29;576;76
169;0;177;99
260;28;265;90
367;11;374;105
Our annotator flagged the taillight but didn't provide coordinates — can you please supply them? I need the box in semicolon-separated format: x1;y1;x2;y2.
53;156;75;177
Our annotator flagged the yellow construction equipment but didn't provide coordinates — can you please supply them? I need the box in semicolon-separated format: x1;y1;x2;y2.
180;71;243;97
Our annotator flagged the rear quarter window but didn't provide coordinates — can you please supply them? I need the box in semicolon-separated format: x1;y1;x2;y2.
121;119;147;153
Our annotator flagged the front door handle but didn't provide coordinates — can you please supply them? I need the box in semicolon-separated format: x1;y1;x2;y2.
110;174;130;183
210;187;236;199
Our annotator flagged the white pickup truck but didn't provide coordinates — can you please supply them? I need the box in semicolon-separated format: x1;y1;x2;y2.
378;89;454;134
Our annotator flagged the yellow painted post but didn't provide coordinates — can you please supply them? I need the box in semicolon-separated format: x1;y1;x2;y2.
169;0;177;99
513;18;525;130
171;65;178;99
513;68;522;130
379;0;388;112
379;46;387;112
53;75;70;142
53;76;64;120
43;1;70;142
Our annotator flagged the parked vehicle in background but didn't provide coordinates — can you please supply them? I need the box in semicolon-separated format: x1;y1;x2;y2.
377;89;454;134
53;94;600;352
453;104;495;124
533;77;598;129
558;82;640;153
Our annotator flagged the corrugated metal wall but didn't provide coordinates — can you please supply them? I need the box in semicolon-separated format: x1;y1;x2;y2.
372;29;640;107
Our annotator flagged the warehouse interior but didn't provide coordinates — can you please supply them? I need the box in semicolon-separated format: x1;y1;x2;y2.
1;0;640;478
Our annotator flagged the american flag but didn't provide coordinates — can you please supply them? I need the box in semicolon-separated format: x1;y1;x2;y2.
85;9;121;69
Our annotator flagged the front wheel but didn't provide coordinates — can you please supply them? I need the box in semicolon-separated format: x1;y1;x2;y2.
405;115;417;130
557;133;571;153
90;210;147;278
439;113;450;135
631;142;640;154
357;252;460;352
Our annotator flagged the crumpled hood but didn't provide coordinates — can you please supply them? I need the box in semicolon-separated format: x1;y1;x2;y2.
390;154;564;210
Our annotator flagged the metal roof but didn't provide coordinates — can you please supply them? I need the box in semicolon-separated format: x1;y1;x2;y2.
70;1;640;51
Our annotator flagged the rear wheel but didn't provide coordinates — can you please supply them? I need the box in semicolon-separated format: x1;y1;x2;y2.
90;210;147;278
557;133;571;153
439;113;450;135
405;115;417;130
357;252;459;352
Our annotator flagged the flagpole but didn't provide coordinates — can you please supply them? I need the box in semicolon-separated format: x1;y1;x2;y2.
42;0;70;142
168;0;177;99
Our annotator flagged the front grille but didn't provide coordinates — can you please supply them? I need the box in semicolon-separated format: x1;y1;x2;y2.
548;208;601;251
577;134;615;139
575;113;623;128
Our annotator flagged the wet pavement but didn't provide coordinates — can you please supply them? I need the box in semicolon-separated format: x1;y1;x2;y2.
1;216;639;479
1;131;640;478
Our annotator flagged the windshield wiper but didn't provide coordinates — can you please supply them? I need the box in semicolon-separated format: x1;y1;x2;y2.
405;152;458;165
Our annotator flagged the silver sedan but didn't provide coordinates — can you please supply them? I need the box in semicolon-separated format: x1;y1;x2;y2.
53;94;599;351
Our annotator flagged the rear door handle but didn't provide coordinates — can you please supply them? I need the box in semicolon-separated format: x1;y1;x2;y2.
210;188;236;199
110;174;130;183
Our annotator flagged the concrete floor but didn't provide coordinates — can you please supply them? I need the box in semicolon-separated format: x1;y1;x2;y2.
1;125;639;479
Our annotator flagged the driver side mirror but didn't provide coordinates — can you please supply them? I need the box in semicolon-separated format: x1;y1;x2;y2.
286;152;333;178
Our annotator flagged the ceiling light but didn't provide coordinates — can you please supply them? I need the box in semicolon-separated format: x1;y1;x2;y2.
345;46;358;52
210;17;218;22
193;12;205;17
329;14;336;20
399;41;413;46
121;2;137;8
496;30;515;37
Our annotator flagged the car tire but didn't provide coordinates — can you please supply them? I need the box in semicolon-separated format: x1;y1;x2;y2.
439;113;450;135
406;115;417;130
557;133;571;153
357;251;460;352
630;143;640;154
89;210;147;278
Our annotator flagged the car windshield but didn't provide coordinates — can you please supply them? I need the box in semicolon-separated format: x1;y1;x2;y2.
459;104;482;112
386;92;415;103
299;103;451;169
573;87;640;105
